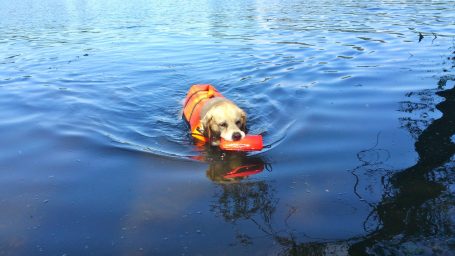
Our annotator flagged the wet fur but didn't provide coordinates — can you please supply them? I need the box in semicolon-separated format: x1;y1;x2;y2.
200;98;246;146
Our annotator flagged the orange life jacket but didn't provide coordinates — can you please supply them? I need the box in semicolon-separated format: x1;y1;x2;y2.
183;84;224;143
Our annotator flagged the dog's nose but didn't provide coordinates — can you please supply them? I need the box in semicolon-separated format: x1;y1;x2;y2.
232;132;242;141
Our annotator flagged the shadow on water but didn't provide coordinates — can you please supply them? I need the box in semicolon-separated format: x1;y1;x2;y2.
207;47;455;255
348;52;455;255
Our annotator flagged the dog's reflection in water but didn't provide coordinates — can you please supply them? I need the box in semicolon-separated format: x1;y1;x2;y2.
200;147;266;183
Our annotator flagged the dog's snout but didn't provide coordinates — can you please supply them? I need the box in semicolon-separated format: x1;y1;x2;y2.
232;132;242;141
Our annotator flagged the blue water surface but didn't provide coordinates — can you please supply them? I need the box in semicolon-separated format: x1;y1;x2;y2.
1;0;454;255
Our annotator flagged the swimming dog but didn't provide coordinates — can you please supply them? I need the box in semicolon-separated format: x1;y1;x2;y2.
183;84;247;146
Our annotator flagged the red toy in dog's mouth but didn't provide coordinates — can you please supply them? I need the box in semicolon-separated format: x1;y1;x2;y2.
219;135;263;151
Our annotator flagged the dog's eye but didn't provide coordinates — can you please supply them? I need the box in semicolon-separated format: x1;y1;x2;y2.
219;122;227;128
236;120;241;126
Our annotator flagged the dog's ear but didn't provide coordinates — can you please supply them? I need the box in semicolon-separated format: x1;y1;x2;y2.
209;122;221;143
203;115;221;145
240;111;247;133
202;115;218;139
201;115;212;139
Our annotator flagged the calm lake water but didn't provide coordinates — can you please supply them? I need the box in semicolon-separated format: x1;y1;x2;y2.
1;0;454;255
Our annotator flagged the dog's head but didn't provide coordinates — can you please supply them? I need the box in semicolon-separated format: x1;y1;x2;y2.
201;100;246;145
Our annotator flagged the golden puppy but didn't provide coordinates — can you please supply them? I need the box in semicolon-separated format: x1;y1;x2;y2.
200;98;247;146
